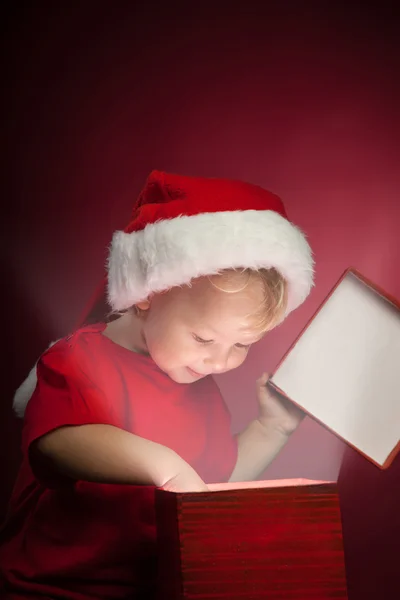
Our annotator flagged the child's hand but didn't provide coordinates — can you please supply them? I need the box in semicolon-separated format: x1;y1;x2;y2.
256;373;305;436
161;462;209;493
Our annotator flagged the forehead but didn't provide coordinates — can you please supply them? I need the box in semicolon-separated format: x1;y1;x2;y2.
176;275;265;333
194;273;264;303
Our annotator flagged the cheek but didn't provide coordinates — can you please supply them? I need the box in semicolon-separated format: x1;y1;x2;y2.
228;350;248;369
142;321;167;358
144;323;193;364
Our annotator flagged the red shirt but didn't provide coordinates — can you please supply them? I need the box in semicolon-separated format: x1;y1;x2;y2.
0;324;237;599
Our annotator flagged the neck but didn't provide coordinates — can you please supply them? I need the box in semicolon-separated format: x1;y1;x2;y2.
103;312;149;355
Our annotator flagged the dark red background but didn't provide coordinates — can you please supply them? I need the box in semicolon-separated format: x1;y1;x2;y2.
2;3;399;599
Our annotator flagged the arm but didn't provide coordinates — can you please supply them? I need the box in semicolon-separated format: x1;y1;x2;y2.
32;424;208;491
229;374;305;482
229;419;291;482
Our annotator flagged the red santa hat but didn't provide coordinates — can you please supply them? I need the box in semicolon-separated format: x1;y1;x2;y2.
107;170;314;315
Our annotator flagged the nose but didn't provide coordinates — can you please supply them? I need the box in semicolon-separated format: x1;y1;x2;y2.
203;348;230;374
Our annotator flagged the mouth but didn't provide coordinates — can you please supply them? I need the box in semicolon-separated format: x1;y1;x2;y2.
186;367;205;378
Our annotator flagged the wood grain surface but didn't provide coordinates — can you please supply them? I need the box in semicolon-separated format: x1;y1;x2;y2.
155;482;348;599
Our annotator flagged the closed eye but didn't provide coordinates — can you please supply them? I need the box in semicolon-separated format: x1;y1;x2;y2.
192;333;214;344
193;334;251;350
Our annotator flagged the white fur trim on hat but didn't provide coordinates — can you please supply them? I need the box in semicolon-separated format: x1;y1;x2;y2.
107;210;314;314
13;364;39;418
13;341;58;418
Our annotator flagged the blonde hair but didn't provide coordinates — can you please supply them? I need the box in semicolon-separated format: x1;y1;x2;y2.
208;267;288;333
109;267;287;333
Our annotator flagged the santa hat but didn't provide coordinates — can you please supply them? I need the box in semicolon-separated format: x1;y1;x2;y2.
107;170;314;315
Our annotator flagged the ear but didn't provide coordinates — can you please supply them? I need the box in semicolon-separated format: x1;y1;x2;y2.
136;298;151;311
135;290;167;312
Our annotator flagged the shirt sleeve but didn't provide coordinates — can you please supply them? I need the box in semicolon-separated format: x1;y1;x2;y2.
22;338;120;457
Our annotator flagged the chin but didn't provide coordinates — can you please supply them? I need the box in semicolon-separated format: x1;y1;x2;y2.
149;355;190;383
169;373;194;384
167;368;203;384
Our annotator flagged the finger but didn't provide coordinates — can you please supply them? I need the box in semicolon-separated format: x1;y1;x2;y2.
257;372;270;386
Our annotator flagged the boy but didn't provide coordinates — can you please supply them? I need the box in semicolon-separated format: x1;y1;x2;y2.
1;170;314;599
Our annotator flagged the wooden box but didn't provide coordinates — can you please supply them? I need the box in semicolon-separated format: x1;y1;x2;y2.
155;479;348;599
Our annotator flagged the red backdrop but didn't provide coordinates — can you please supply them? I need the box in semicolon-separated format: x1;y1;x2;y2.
2;3;399;599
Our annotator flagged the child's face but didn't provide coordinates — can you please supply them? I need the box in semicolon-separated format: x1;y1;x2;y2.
137;275;266;384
